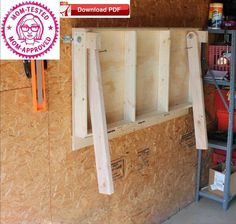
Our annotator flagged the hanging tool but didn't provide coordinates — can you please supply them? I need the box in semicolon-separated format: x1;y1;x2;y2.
31;60;47;111
23;60;32;78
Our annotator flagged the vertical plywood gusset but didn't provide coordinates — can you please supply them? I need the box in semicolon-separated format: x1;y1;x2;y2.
186;32;208;150
87;33;114;195
72;29;88;142
124;31;137;122
158;31;171;112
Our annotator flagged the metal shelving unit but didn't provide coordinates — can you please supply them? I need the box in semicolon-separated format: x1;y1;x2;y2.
196;29;236;210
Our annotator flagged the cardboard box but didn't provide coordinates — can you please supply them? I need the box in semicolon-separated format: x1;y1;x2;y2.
209;164;236;197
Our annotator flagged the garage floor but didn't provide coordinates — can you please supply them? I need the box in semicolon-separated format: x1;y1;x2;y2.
162;198;236;224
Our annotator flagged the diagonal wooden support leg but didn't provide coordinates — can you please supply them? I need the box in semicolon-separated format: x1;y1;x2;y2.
186;32;208;150
87;33;114;195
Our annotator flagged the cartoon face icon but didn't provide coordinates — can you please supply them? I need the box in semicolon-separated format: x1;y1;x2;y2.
16;13;43;44
21;20;40;40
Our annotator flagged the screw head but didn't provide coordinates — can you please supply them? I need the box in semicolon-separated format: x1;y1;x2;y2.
188;33;194;39
77;36;82;43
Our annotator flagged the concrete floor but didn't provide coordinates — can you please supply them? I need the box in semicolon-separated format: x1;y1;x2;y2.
162;198;236;224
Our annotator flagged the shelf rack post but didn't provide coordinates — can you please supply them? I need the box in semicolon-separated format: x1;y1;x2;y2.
196;149;202;202
223;31;236;210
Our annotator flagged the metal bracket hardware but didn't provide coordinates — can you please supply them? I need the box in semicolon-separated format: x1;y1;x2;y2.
62;35;74;43
62;35;84;44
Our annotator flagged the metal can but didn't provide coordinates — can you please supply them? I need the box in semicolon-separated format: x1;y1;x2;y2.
208;3;223;29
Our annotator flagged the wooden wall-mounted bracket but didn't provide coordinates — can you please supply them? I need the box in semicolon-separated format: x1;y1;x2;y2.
72;28;199;150
72;28;204;154
71;28;208;194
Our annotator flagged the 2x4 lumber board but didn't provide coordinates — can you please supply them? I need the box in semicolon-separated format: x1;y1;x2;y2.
124;31;137;122
158;31;171;112
87;32;114;195
186;32;208;150
187;31;208;103
72;28;88;142
73;103;192;150
197;31;208;44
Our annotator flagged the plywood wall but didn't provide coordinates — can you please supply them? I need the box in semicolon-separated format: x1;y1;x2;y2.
0;1;210;223
0;78;197;224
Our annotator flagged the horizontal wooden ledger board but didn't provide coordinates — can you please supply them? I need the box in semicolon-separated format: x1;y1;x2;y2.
72;28;207;150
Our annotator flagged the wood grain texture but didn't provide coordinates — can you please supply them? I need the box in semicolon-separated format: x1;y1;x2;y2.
87;33;114;195
124;31;137;122
158;31;171;112
169;29;191;107
136;30;159;115
0;88;51;224
0;1;210;222
187;32;208;150
0;61;31;92
0;79;197;224
72;29;88;140
72;28;195;150
99;31;125;125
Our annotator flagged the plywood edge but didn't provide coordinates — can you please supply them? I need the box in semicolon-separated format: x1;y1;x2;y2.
72;103;192;151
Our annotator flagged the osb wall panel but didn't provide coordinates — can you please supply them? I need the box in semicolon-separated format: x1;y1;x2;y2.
0;61;31;92
0;88;51;224
49;84;196;224
1;80;197;224
0;0;210;222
